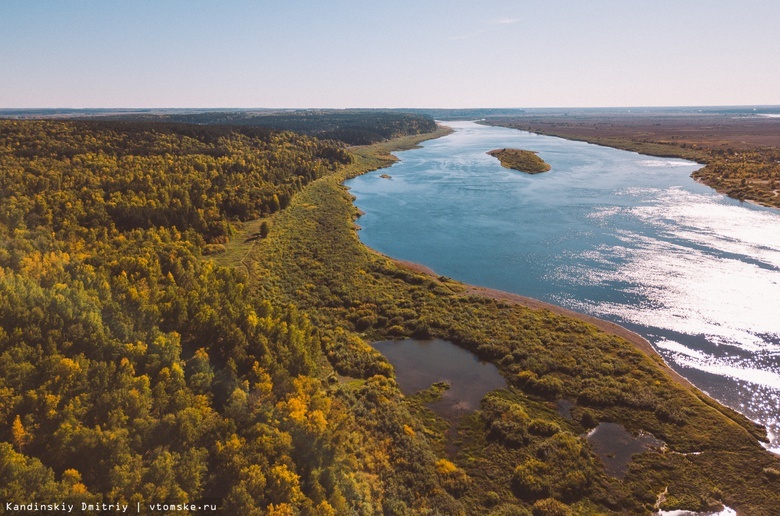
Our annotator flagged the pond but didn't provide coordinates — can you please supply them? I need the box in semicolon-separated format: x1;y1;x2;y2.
372;338;506;418
586;422;664;478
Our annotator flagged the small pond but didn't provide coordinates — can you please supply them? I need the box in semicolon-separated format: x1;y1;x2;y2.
586;422;665;478
372;338;506;418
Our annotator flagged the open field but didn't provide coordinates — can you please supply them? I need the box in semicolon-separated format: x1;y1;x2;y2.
485;111;780;150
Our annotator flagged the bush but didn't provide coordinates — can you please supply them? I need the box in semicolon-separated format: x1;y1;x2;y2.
202;243;227;255
515;371;564;400
483;491;501;507
655;401;687;425
577;386;620;407
528;419;561;437
579;409;598;429
532;498;571;516
321;331;393;378
436;459;471;497
259;221;270;238
482;396;530;446
488;504;532;516
387;324;406;336
513;459;550;500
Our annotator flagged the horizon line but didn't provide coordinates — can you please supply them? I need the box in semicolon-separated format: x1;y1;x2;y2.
2;104;780;112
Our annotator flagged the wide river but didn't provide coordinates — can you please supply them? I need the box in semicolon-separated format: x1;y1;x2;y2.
345;121;780;452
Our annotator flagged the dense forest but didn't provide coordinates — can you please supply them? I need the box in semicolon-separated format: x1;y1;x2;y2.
1;119;780;515
97;111;439;147
0;120;381;513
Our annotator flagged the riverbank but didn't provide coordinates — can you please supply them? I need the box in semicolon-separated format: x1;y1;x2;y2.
391;257;690;388
481;113;780;210
245;124;780;514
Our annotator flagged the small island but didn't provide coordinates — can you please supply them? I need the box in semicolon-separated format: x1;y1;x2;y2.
487;148;551;174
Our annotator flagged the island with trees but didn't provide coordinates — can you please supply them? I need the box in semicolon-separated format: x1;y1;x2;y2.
487;148;552;174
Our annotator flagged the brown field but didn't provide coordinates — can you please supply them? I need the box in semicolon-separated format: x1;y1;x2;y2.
486;111;780;150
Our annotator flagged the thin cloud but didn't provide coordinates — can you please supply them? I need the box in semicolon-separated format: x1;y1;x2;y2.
494;17;519;25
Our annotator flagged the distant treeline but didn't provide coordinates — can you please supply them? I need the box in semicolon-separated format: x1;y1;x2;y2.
486;118;780;209
93;111;439;146
399;108;528;121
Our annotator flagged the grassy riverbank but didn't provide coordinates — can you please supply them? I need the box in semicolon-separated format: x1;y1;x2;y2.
242;126;780;514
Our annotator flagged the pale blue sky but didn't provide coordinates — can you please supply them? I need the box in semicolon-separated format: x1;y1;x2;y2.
1;0;778;108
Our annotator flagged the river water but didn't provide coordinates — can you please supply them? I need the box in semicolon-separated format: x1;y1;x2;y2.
345;121;780;452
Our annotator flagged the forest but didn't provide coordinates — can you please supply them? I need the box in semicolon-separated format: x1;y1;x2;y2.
1;118;780;515
96;111;439;147
0;120;362;514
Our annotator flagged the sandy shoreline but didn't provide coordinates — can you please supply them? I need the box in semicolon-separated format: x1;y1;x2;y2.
390;257;693;388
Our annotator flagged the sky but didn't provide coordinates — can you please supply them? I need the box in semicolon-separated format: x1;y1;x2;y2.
1;0;779;109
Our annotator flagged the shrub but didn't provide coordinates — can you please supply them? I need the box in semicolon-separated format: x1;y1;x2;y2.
577;386;620;407
513;459;550;500
655;401;687;425
528;419;561;437
484;398;530;446
579;409;598;429
436;459;471;497
202;243;226;255
488;504;532;516
532;498;571;516
387;324;406;336
484;491;501;507
515;371;564;400
259;220;270;238
534;376;564;399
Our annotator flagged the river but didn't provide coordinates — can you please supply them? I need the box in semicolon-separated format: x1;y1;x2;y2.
345;121;780;452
